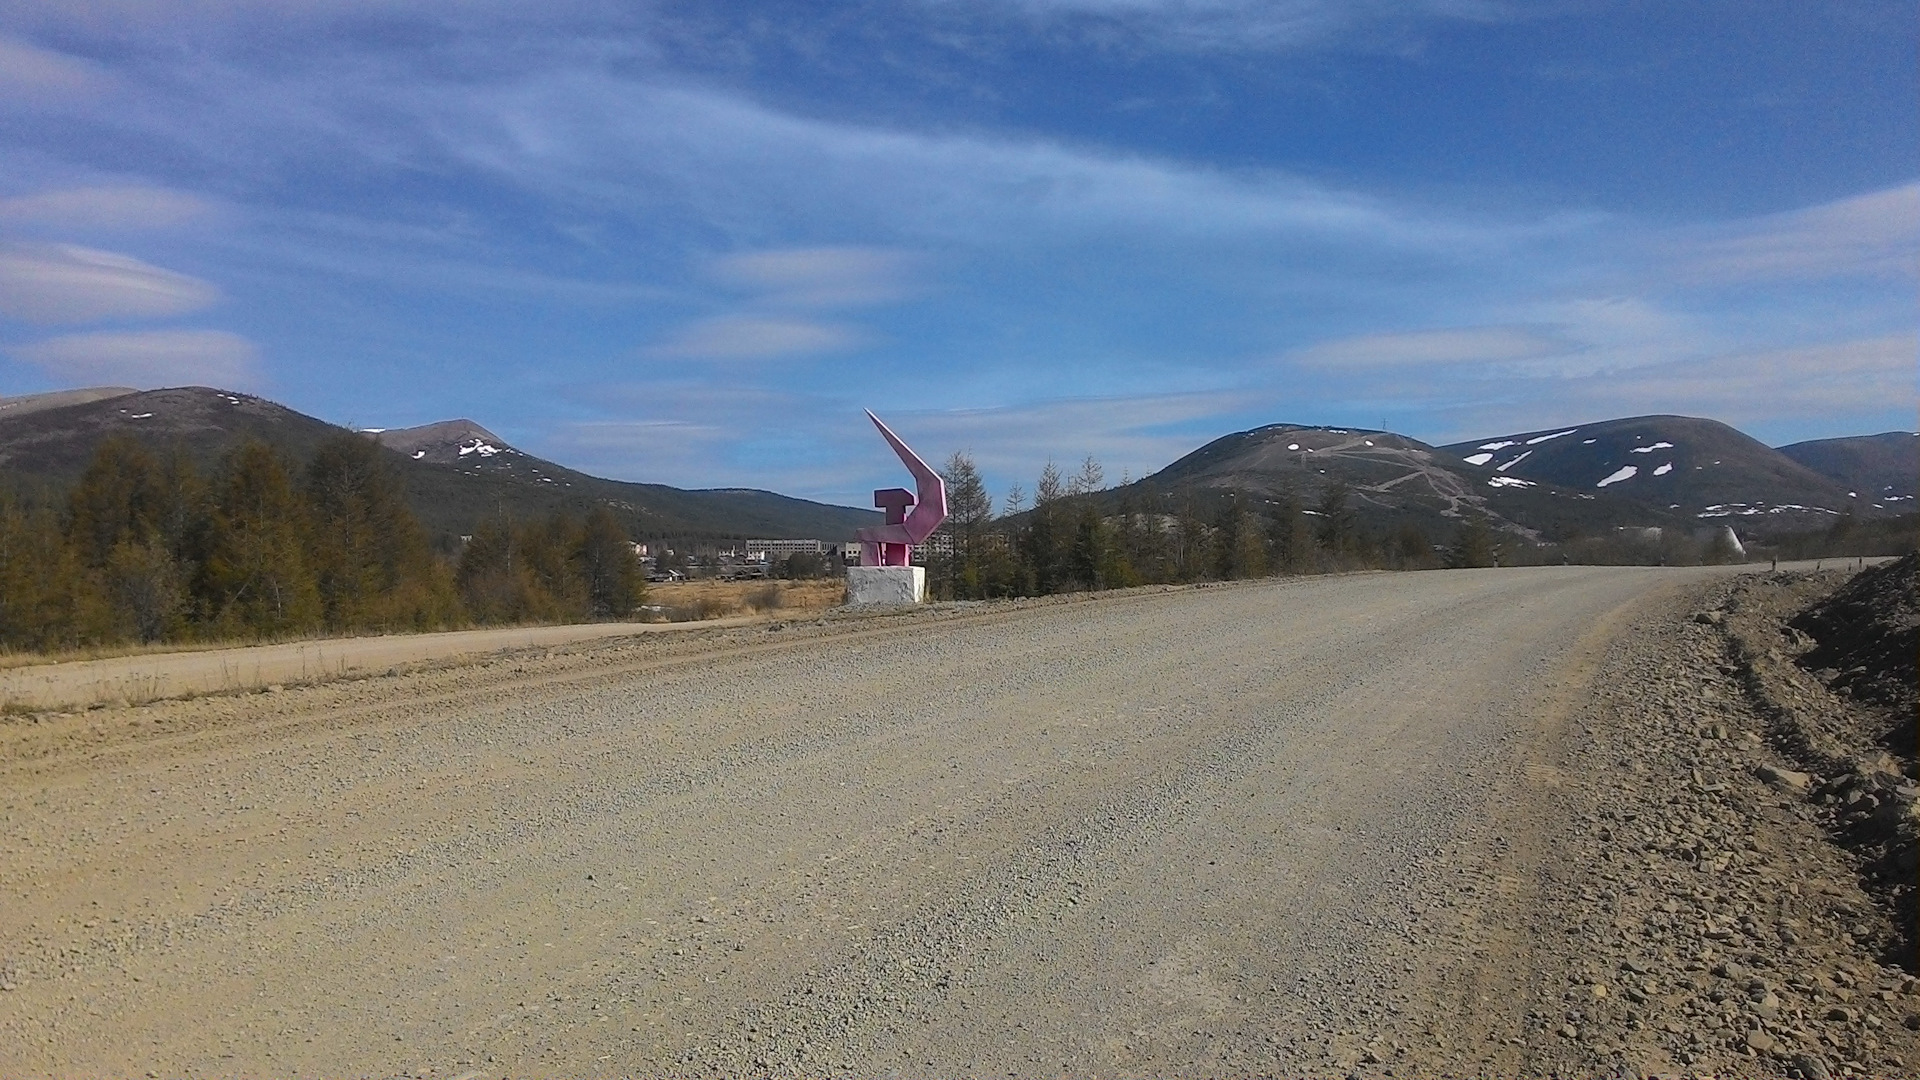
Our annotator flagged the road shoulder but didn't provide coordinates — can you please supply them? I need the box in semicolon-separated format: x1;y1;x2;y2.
1518;567;1920;1079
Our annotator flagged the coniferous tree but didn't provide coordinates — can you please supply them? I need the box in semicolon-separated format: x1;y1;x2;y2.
1447;514;1498;568
939;452;994;599
1170;488;1207;581
148;445;209;571
1390;522;1433;569
0;494;106;651
455;514;532;623
201;441;320;635
305;433;457;630
1268;494;1313;574
1212;494;1267;580
104;535;184;643
526;513;587;611
1025;461;1067;594
577;507;644;618
1069;455;1104;496
1315;481;1357;561
66;436;164;569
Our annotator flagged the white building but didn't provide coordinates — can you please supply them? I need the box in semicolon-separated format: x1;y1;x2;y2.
746;538;828;559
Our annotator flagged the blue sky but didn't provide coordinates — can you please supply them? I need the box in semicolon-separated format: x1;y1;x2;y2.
0;0;1914;508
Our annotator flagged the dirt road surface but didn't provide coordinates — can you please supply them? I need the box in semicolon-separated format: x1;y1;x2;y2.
0;565;1778;1077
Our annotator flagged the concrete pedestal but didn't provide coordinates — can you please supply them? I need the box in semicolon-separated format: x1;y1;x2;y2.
846;565;925;606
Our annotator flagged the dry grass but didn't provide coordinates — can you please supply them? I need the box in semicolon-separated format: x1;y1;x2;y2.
644;579;843;621
0;580;846;669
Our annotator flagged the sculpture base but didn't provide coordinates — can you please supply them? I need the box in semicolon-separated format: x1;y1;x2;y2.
845;565;925;606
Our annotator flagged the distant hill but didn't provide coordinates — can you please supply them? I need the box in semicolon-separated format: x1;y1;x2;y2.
1776;432;1918;510
0;386;878;541
1104;422;1683;541
0;386;137;421
1440;416;1864;528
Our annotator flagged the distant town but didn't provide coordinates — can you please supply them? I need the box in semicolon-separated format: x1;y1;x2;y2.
635;534;956;582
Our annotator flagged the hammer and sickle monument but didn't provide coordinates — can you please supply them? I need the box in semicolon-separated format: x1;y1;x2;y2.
846;410;947;605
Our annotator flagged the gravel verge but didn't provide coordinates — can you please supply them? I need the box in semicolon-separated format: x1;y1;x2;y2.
1519;564;1920;1080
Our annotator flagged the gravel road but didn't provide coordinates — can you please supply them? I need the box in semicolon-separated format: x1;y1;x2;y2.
0;565;1765;1078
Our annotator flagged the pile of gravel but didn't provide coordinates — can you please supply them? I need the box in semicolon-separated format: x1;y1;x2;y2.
1790;552;1918;719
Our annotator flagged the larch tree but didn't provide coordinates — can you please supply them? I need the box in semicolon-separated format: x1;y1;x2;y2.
202;441;320;636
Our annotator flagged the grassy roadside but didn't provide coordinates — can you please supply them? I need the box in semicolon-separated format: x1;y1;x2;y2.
0;579;848;672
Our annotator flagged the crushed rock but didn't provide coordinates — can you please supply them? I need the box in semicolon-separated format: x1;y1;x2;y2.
1519;564;1920;1079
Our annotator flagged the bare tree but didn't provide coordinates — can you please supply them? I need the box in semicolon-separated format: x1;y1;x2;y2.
1003;483;1026;517
1070;455;1105;496
1035;461;1064;505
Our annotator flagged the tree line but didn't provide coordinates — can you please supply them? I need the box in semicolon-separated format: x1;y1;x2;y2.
0;434;644;653
920;451;1727;600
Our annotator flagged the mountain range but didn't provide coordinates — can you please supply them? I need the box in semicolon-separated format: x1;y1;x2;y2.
0;386;879;541
0;384;1911;546
1090;416;1912;545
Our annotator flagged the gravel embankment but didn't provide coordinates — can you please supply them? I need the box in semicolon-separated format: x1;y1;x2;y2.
1519;565;1919;1080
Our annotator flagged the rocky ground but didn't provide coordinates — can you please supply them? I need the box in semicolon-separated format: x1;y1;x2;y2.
1514;557;1919;1080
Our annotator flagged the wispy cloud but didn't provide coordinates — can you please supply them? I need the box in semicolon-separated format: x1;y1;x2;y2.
11;328;261;389
1670;183;1920;283
0;185;212;229
0;35;106;102
889;390;1254;484
710;246;924;308
1346;334;1917;444
430;77;1585;258
0;241;220;323
1293;325;1568;369
644;315;872;360
986;0;1525;50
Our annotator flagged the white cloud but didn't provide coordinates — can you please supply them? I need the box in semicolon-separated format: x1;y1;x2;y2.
12;328;262;389
1402;334;1918;443
945;0;1525;52
441;78;1585;258
645;315;871;360
710;246;923;307
888;389;1252;484
1293;325;1566;368
1672;183;1920;283
0;241;221;323
1518;295;1718;375
0;36;105;102
0;185;212;229
1594;335;1918;422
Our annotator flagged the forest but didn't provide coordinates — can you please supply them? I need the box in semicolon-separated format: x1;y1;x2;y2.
0;434;645;653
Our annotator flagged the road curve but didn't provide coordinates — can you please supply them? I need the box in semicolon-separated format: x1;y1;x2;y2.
0;565;1738;1078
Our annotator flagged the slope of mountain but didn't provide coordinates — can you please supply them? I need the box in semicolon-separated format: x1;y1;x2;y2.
1441;416;1862;525
364;417;880;539
1112;422;1682;540
0;387;877;540
0;386;137;421
1776;432;1918;509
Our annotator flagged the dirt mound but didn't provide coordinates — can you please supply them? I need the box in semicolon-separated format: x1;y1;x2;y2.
1719;561;1919;976
1790;553;1919;718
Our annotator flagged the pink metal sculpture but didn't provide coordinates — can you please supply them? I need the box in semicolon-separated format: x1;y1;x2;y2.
856;410;947;566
